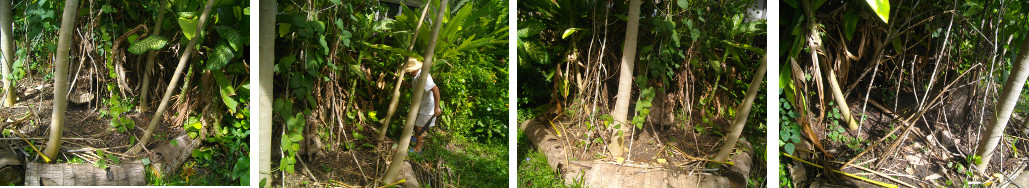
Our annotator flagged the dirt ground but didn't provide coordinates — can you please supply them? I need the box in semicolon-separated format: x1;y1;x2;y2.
0;75;194;182
272;125;463;188
788;91;1029;187
523;113;763;187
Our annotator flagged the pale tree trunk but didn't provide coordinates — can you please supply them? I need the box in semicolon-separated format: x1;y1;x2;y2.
0;0;13;107
382;0;447;184
713;56;766;163
377;2;431;143
608;0;641;158
129;0;215;154
43;0;80;159
138;0;171;112
974;40;1029;173
257;0;275;186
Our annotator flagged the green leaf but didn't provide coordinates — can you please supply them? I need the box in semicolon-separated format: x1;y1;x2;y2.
366;43;422;60
127;36;169;55
318;35;329;55
863;0;890;23
676;0;688;9
177;12;200;40
561;28;581;39
843;8;859;41
215;26;244;51
784;143;795;155
213;70;239;113
206;42;235;70
141;158;151;166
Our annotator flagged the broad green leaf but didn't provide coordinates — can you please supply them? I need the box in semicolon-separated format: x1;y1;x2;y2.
215;26;244;51
207;42;235;70
784;143;795;155
561;28;581;39
177;12;199;40
278;23;291;37
677;0;688;9
863;0;890;23
127;36;169;55
213;70;239;114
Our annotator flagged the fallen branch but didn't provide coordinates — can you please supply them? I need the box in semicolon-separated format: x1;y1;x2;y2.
782;152;897;188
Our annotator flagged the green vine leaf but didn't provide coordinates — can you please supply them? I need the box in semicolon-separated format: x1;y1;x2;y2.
127;36;168;55
206;42;235;70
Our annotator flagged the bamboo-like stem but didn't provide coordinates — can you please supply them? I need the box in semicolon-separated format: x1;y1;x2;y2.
377;1;432;143
138;0;171;112
129;0;216;154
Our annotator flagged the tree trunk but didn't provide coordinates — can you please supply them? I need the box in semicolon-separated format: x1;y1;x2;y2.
381;0;447;184
377;2;431;143
0;0;13;107
138;0;171;112
129;0;215;154
257;0;275;186
713;57;766;163
43;0;80;159
974;40;1029;173
608;0;641;158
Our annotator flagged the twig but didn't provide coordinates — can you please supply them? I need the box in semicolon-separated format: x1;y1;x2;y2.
297;156;319;183
783;152;898;188
832;161;917;188
376;179;406;188
667;143;732;165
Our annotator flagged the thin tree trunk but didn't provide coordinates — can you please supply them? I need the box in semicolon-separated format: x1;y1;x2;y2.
713;57;766;163
0;0;13;107
608;0;641;158
974;40;1029;173
257;0;275;186
802;0;857;130
382;0;447;184
129;0;215;154
43;0;80;159
377;2;431;143
138;0;171;112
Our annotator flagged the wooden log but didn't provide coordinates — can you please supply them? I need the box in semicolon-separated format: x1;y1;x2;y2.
24;162;145;186
23;133;199;186
147;133;201;176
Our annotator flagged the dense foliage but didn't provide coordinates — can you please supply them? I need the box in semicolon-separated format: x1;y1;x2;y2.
270;0;508;184
5;0;249;185
518;0;766;186
779;0;1029;186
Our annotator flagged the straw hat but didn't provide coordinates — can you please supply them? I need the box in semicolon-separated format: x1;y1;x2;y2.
404;58;423;73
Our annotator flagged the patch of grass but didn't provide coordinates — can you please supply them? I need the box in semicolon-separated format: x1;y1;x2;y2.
410;132;508;187
517;131;586;188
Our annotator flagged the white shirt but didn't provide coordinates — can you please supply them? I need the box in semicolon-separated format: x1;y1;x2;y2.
414;70;436;116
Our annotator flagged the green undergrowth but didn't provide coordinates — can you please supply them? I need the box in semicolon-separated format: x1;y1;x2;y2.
516;131;587;188
408;131;508;187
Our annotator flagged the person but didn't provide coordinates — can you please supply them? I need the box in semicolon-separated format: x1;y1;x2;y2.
404;58;441;153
